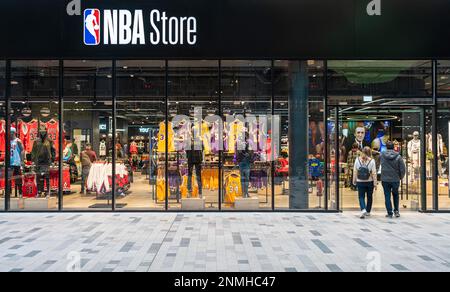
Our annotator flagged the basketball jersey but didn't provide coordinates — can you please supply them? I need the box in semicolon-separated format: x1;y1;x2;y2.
26;120;39;153
22;174;38;198
130;142;138;154
46;120;59;153
224;174;242;203
180;175;199;198
227;122;244;154
175;121;191;151
62;167;71;192
49;168;59;191
201;122;211;154
158;122;175;153
99;141;107;156
0;120;5;161
18;121;29;152
10;138;22;167
210;122;220;154
156;179;166;202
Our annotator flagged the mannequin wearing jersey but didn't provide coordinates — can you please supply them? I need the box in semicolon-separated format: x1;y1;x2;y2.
408;131;421;182
9;128;24;197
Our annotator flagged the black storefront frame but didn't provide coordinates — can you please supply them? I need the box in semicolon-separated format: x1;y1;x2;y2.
1;58;449;213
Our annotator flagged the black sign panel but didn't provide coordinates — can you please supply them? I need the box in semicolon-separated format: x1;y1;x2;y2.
0;0;449;59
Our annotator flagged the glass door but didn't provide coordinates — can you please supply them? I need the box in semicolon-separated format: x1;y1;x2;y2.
336;106;425;212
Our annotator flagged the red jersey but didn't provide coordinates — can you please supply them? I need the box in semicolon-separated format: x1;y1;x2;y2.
26;120;39;153
130;142;138;154
17;121;29;148
46;120;59;153
0;120;5;161
22;173;38;198
49;168;59;191
62;168;71;192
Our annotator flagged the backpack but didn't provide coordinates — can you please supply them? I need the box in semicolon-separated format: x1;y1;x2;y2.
357;158;372;181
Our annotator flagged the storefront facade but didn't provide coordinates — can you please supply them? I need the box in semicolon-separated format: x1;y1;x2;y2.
1;0;450;212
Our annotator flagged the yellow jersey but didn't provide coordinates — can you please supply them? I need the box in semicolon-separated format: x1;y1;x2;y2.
227;121;244;154
157;122;175;153
156;179;166;202
224;174;242;203
180;175;199;198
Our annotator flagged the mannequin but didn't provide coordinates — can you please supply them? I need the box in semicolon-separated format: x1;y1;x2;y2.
31;130;55;196
426;133;444;157
426;132;445;176
408;131;421;183
186;134;203;199
9;127;25;197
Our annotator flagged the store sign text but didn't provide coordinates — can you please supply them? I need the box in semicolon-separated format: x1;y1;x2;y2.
84;8;197;46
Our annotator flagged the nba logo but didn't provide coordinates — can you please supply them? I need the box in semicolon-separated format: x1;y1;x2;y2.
84;9;100;45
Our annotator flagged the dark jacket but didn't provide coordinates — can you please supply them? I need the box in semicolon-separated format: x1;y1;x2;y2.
237;150;255;166
380;150;406;183
31;134;55;166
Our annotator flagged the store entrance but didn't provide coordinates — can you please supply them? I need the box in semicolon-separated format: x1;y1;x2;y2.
335;107;426;212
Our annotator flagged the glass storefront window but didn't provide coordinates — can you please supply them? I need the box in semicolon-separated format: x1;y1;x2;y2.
328;60;433;106
274;60;326;210
436;103;450;210
63;60;112;210
221;60;272;210
9;60;59;211
168;60;220;210
0;58;444;213
116;60;166;210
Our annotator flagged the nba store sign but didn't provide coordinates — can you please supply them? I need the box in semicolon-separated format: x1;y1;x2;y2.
83;8;198;46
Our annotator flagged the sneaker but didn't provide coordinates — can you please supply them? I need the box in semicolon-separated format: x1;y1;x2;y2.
386;214;393;219
365;213;371;217
394;211;400;218
360;210;367;219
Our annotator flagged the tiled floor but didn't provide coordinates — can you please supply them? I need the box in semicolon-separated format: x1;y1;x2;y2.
0;212;449;272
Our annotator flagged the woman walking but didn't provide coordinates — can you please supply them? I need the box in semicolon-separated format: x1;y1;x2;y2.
353;147;378;219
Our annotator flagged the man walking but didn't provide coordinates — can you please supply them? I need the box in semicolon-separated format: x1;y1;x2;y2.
380;141;406;218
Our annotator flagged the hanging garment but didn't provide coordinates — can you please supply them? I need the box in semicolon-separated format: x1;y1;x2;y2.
45;120;59;154
157;122;175;153
0;120;5;161
156;179;166;202
99;141;107;156
26;120;39;153
130;141;138;154
180;175;199;198
22;173;38;198
224;173;242;203
10;138;23;167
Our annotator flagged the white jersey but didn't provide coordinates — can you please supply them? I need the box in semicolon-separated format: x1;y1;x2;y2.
99;141;107;156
